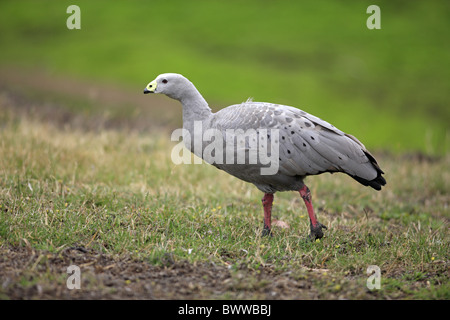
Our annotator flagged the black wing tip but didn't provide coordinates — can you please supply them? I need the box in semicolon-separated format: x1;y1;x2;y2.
351;171;386;191
361;150;386;190
371;174;387;190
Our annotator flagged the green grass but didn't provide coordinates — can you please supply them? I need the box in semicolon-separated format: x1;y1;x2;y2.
0;102;448;298
0;0;449;154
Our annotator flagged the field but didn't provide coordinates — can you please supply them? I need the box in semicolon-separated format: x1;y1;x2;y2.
0;1;449;300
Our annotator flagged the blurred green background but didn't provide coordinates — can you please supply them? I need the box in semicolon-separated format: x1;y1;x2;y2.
0;0;448;154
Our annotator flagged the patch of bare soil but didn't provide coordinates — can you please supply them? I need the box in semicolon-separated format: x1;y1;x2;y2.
0;246;343;300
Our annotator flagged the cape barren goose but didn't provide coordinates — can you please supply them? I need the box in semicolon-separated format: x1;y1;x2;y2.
144;73;386;240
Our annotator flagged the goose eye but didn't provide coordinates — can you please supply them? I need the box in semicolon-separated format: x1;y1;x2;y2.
162;79;168;84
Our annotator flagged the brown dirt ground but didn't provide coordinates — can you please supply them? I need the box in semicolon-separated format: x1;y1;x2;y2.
1;245;348;300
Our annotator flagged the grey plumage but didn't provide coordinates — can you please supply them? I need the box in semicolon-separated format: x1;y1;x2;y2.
144;73;386;239
209;101;385;192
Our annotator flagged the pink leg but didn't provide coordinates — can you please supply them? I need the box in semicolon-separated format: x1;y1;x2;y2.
262;193;274;236
299;185;327;240
299;185;318;226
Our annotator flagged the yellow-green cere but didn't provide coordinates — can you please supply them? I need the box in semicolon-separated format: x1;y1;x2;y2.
146;79;157;92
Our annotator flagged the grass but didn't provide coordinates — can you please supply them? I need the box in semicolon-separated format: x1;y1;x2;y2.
0;90;448;299
0;0;449;154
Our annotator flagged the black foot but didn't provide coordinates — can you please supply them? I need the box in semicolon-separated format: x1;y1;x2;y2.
309;223;327;241
261;226;273;237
